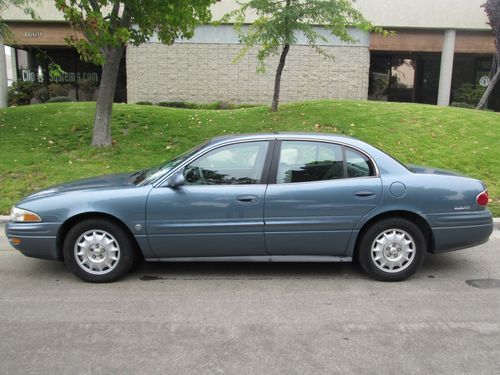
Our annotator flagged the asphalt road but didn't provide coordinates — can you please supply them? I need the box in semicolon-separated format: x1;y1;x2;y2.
1;224;499;375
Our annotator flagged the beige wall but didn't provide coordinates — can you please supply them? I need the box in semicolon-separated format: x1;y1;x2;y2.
126;44;369;104
3;0;491;30
212;0;490;30
2;0;64;21
355;0;489;30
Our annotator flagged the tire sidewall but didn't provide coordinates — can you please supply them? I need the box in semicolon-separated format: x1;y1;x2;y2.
357;218;426;281
63;219;135;283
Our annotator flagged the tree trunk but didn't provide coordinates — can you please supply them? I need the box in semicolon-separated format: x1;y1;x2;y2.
477;67;500;110
92;46;124;147
271;44;290;112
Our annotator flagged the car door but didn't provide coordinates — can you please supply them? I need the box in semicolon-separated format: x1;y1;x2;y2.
264;140;382;256
146;140;272;258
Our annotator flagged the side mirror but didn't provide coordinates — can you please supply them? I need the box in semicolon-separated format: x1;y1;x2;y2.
167;171;185;188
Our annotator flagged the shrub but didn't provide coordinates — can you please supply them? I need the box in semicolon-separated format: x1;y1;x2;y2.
34;86;49;103
158;101;189;108
450;102;476;109
78;78;98;100
78;78;97;94
452;83;486;106
215;101;233;110
157;101;256;110
47;83;71;98
46;96;74;103
136;101;153;105
8;80;41;106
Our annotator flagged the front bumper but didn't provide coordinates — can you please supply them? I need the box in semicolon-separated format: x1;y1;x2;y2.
5;222;62;260
426;210;494;253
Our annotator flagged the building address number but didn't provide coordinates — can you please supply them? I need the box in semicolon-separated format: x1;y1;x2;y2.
24;31;43;38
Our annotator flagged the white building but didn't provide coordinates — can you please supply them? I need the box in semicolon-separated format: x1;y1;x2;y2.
2;0;498;109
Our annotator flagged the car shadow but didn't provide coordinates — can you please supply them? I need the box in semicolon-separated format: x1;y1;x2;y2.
128;252;474;281
420;252;474;274
129;260;364;280
14;250;476;283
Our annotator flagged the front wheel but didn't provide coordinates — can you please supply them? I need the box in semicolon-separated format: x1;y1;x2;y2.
357;218;426;281
63;219;136;283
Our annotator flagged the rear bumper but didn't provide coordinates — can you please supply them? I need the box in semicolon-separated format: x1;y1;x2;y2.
426;211;494;253
5;222;61;260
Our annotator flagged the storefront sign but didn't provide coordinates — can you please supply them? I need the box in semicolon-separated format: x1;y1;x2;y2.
49;71;99;83
20;69;99;84
6;23;84;46
21;69;38;82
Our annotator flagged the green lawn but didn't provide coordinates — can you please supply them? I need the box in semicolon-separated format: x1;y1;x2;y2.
0;100;498;216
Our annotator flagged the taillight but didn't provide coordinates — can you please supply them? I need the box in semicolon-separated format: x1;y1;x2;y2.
476;190;489;207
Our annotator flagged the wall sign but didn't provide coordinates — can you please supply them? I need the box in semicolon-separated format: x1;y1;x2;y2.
479;75;490;87
20;69;100;84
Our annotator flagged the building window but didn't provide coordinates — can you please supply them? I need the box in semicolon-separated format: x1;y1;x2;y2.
12;47;127;103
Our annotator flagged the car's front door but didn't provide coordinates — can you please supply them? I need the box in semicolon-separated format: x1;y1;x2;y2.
264;140;382;256
146;140;272;258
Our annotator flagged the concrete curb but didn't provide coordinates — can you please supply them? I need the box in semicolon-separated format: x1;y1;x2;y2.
1;215;500;229
494;218;500;231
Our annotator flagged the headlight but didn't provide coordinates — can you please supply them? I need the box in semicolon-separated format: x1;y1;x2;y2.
10;206;42;222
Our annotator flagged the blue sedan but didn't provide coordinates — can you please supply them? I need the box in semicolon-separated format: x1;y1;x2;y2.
5;133;493;282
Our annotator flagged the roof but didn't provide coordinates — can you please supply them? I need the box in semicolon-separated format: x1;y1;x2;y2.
208;132;356;145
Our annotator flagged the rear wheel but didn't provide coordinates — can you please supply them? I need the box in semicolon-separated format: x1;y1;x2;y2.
63;219;136;283
357;218;426;281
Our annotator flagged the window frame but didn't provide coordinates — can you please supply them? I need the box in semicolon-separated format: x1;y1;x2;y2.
156;139;275;187
269;139;379;185
345;146;377;179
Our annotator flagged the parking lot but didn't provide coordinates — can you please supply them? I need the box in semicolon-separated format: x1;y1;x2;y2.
1;224;499;374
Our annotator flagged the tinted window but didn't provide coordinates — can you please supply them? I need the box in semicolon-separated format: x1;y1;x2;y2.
184;141;269;185
277;141;344;183
346;147;375;177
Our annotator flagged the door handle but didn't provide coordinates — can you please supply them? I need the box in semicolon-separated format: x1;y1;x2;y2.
354;190;375;198
236;195;258;203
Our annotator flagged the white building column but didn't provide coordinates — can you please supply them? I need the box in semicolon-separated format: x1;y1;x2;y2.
10;47;17;82
0;38;8;108
437;29;456;106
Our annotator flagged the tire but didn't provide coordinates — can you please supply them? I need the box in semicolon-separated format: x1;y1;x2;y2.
63;218;136;283
357;217;426;281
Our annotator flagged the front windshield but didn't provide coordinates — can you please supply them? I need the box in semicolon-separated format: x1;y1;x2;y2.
134;141;208;185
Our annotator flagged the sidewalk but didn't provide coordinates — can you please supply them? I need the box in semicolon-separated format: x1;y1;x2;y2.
1;215;500;229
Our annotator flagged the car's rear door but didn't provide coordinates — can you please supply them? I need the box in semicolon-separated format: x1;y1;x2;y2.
264;140;382;256
146;140;273;258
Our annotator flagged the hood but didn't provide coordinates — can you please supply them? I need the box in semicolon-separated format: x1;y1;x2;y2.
406;164;463;177
22;172;135;200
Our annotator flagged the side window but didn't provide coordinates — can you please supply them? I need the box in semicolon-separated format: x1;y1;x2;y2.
277;141;344;183
345;147;375;178
184;141;269;185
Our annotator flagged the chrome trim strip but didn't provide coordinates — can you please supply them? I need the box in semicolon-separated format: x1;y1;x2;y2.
145;255;353;262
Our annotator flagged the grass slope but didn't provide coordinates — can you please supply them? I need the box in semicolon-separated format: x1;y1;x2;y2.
0;100;498;215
